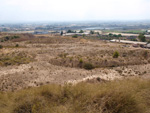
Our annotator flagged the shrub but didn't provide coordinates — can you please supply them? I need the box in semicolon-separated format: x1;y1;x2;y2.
0;45;3;49
113;51;119;58
143;50;148;59
79;58;83;63
4;36;10;41
83;63;94;70
72;35;78;38
16;44;19;47
138;33;146;42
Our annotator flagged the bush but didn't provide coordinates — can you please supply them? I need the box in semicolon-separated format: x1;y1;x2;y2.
83;62;94;70
79;58;83;63
138;33;146;42
16;44;19;47
113;51;119;58
0;45;3;49
72;35;78;38
143;50;148;59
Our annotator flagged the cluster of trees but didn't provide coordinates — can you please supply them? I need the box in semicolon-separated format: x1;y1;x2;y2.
90;30;95;34
109;33;122;38
67;30;76;33
67;30;84;33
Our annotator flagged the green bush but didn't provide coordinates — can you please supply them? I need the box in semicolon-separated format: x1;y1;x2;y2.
0;45;3;49
79;58;83;63
16;44;19;47
72;35;78;38
83;62;94;70
138;33;146;42
113;51;119;58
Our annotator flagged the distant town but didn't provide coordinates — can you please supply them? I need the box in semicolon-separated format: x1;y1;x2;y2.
1;21;150;46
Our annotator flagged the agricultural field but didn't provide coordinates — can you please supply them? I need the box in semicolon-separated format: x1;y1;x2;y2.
103;30;146;34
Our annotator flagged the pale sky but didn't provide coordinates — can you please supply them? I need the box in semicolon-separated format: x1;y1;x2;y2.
0;0;150;22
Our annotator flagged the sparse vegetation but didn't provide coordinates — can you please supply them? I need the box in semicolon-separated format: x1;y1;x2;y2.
0;52;35;66
0;34;149;113
1;35;20;42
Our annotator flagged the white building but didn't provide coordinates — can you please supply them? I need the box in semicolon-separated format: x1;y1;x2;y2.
63;32;90;36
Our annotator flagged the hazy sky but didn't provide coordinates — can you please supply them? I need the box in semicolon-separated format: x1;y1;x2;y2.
0;0;150;22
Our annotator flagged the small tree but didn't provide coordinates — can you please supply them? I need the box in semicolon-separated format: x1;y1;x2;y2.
138;33;146;42
60;31;63;36
113;51;119;58
118;34;122;37
79;30;84;33
90;30;94;34
109;33;113;37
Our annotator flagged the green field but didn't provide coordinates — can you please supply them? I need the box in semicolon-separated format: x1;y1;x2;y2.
103;30;145;34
